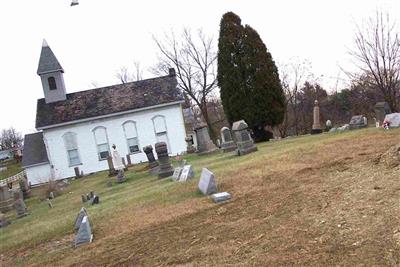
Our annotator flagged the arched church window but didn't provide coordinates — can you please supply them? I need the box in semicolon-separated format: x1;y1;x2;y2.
152;115;170;152
92;126;110;160
48;77;57;90
122;121;140;154
63;132;81;166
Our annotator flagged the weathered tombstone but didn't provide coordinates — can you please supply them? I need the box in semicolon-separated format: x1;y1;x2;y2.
107;156;118;177
0;212;10;228
49;191;55;199
19;176;31;199
86;194;90;201
74;215;93;247
74;167;81;178
74;207;88;231
384;113;400;127
311;100;322;134
325;120;332;131
0;187;14;212
89;191;94;199
90;195;99;205
14;197;28;218
143;145;159;173
111;145;125;171
194;124;218;155
231;120;258;156
185;136;196;153
375;102;391;126
179;165;195;182
126;154;132;166
47;199;53;208
155;142;174;179
349;115;367;130
198;168;217;195
172;167;183;181
363;116;368;126
116;169;126;183
81;195;87;203
220;127;237;153
211;192;231;203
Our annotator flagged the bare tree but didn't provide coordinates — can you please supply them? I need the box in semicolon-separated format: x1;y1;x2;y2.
151;28;218;139
0;127;23;150
116;60;143;84
348;11;400;111
279;58;314;136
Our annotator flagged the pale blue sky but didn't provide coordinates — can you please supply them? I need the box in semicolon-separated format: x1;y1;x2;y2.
0;0;398;135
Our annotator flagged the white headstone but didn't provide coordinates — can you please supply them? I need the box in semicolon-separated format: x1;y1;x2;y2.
198;168;217;195
179;165;195;182
172;167;183;181
74;215;93;247
211;192;231;203
112;148;124;170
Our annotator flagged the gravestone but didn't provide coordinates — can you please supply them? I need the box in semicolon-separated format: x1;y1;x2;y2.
126;154;132;166
19;176;31;199
0;212;10;228
74;207;88;231
155;142;174;179
220;127;237;153
198;168;217;195
86;194;90;201
107;156;117;177
111;145;125;171
74;167;81;178
375;102;391;126
14;198;28;218
349;115;367;130
326;120;332;131
74;215;93;247
185;136;196;153
47;199;53;208
179;165;195;182
172;167;183;181
81;195;86;203
384;113;400;127
90;191;94;199
231;120;257;156
211;192;231;203
49;191;55;199
311;100;323;134
90;195;99;205
143;145;159;173
0;187;14;212
194;124;218;155
116;169;126;183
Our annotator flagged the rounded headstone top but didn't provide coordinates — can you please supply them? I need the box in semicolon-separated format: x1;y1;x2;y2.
220;126;230;133
155;142;168;153
314;100;319;106
232;120;248;131
143;145;153;153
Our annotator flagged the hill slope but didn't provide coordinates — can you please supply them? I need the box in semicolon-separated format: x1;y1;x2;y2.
1;128;400;266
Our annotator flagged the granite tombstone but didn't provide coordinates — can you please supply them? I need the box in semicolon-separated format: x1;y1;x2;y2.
220;127;237;153
198;168;217;195
74;215;93;247
194;124;218;155
155;142;174;178
231;120;257;156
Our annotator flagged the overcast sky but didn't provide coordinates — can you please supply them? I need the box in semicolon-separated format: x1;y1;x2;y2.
0;0;398;136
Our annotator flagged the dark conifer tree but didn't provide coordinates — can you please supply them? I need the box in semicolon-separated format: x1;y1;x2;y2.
218;12;285;141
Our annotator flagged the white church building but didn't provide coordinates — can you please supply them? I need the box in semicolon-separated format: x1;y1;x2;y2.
22;41;187;185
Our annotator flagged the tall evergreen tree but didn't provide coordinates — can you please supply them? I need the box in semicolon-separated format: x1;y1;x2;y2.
218;12;285;141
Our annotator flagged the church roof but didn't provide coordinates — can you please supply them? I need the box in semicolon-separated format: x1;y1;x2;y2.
37;40;64;75
22;132;49;168
35;74;183;129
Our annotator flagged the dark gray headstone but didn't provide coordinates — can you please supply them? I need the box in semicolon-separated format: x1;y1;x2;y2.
90;195;99;205
198;168;217;195
81;195;87;203
116;169;126;183
222;128;232;142
179;165;195;182
74;215;93;247
74;207;88;231
89;191;94;199
155;142;174;178
14;198;28;218
86;194;90;201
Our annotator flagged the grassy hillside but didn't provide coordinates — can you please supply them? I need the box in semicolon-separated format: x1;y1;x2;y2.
0;159;22;181
1;128;400;266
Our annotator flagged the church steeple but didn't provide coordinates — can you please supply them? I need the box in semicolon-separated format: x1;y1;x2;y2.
37;39;67;103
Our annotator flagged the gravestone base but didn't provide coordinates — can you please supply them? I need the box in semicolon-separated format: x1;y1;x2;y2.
116;170;126;183
221;141;237;153
197;143;219;155
158;167;174;179
236;142;257;156
149;166;160;175
311;128;323;135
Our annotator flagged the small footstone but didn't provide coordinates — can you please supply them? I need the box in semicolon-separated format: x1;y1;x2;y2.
74;215;93;247
74;207;88;231
211;192;231;203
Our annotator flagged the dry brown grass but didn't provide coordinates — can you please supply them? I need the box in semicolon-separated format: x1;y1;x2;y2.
2;128;400;266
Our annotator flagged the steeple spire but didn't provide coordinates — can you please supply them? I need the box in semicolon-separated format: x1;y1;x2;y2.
37;40;64;75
